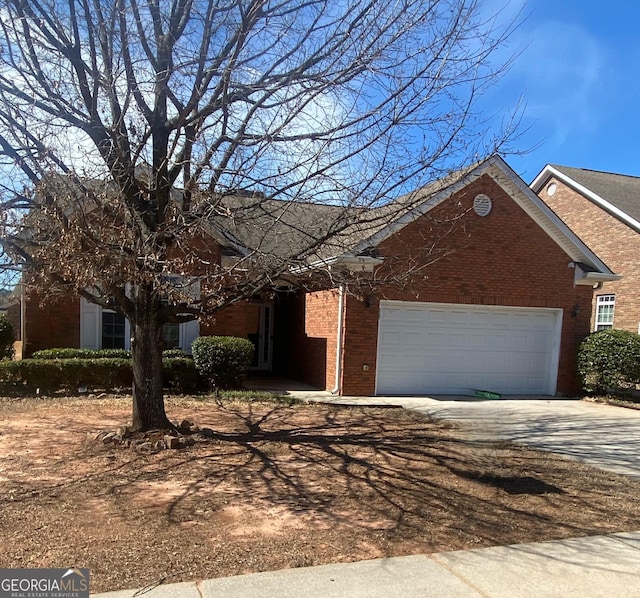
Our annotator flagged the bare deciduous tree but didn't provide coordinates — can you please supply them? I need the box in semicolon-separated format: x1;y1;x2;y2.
0;0;519;430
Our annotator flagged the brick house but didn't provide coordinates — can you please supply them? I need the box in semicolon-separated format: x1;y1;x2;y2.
20;156;618;396
531;165;639;334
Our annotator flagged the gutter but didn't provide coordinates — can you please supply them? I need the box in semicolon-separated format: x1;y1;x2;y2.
570;262;622;286
331;284;346;395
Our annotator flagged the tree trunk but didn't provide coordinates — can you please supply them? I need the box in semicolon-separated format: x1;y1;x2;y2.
130;294;172;431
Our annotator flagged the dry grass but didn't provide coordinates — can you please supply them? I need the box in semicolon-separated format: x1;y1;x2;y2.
1;395;640;594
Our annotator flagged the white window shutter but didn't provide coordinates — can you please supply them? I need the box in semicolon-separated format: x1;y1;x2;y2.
180;319;200;354
80;298;101;349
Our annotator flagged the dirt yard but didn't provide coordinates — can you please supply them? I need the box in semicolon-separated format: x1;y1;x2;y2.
1;395;640;594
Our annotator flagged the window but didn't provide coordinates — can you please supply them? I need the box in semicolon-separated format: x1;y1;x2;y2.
162;322;180;349
81;296;199;353
81;299;129;350
595;295;615;331
102;311;126;349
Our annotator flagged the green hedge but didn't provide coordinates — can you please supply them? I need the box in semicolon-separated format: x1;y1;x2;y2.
30;348;190;360
192;336;254;390
162;357;200;393
0;358;132;393
162;348;188;359
31;348;131;359
577;329;640;394
0;356;198;394
31;347;189;359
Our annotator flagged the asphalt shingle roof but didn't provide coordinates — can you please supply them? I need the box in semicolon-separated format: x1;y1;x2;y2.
200;165;477;264
551;165;640;224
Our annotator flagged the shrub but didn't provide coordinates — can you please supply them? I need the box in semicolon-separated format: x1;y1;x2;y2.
0;358;132;393
0;355;197;394
162;348;188;359
33;347;189;360
0;313;15;360
577;329;640;394
191;336;254;390
31;348;131;360
163;356;200;394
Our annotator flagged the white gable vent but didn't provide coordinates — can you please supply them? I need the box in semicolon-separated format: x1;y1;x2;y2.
473;194;492;217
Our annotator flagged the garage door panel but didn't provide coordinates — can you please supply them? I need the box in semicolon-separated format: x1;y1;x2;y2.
429;309;449;324
449;332;467;347
468;311;490;326
376;301;561;395
507;333;528;350
404;331;425;344
467;333;487;348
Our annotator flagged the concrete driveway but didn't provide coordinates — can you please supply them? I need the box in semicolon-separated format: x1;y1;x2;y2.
399;396;640;479
286;386;640;480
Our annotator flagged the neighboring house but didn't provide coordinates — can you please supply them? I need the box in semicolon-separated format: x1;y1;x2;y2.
20;156;618;396
531;165;640;334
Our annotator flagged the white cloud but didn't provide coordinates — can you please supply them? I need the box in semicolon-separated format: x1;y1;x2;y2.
505;19;608;144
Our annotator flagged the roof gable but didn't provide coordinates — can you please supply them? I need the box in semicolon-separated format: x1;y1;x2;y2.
349;156;617;282
530;164;640;233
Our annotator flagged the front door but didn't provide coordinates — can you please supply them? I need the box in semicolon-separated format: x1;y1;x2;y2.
248;302;273;370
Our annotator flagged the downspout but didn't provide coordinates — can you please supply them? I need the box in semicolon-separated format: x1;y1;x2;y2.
331;284;346;395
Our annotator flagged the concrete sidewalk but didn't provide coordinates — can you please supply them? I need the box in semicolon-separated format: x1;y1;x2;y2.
92;531;640;597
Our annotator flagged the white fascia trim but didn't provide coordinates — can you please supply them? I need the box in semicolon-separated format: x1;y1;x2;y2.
530;165;558;192
531;165;640;234
488;158;617;276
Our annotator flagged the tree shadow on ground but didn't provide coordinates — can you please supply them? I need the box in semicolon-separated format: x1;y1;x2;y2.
102;401;640;547
2;398;640;592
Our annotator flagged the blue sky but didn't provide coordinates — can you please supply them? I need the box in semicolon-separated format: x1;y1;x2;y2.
487;1;640;182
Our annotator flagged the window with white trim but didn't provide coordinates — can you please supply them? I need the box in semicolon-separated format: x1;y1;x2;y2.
595;295;615;331
81;300;131;350
102;310;126;349
80;297;200;353
162;322;181;349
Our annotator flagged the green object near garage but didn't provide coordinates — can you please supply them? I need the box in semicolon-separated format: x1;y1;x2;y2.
473;389;502;399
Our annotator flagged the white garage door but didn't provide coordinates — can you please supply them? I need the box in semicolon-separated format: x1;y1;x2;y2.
376;301;562;395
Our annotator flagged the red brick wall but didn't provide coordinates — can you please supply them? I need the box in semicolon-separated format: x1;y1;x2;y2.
200;302;254;338
23;291;80;356
538;176;640;334
301;290;339;390
339;174;593;396
340;294;378;395
23;293;251;357
21;234;226;355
